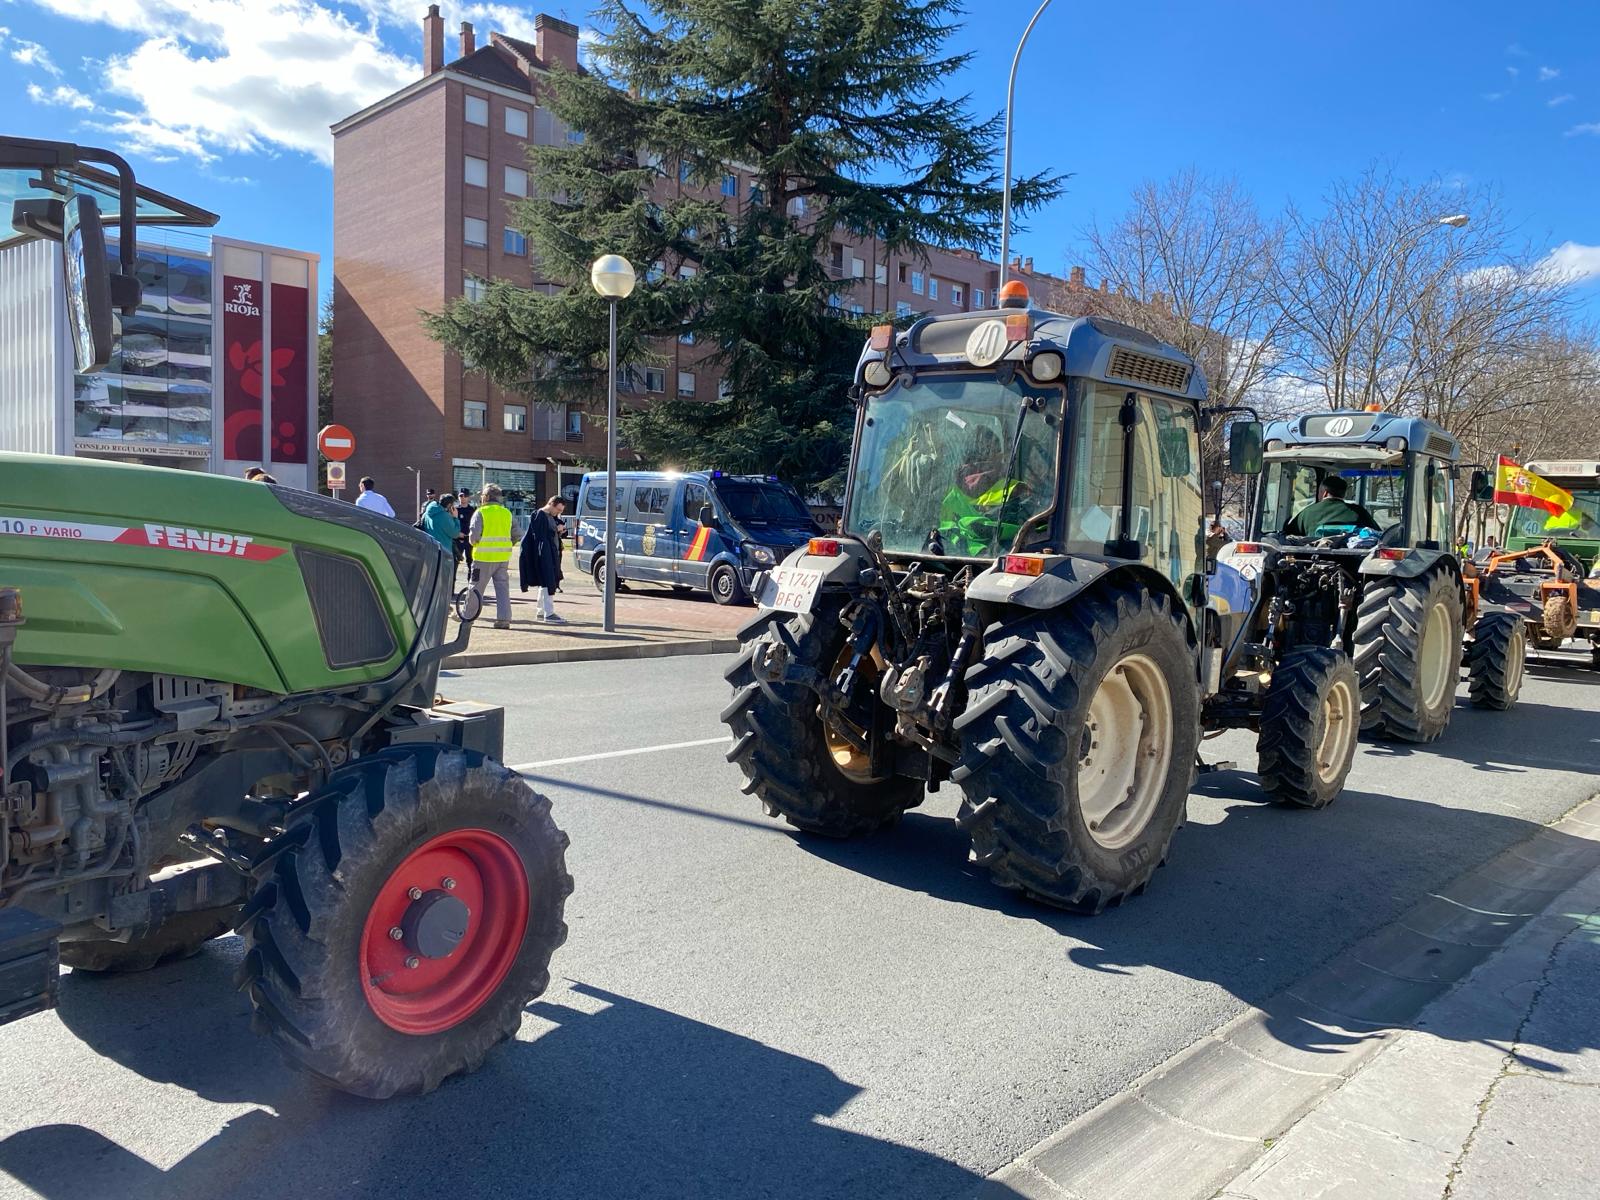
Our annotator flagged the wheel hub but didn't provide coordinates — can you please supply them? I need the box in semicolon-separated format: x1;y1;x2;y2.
400;889;472;959
1076;654;1173;852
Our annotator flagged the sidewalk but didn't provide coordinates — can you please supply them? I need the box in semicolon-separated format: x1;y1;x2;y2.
1219;828;1600;1200
442;576;746;668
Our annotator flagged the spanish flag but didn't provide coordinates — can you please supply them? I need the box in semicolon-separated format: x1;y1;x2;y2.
1494;456;1573;517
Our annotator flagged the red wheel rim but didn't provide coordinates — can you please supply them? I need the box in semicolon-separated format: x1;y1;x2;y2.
359;828;529;1035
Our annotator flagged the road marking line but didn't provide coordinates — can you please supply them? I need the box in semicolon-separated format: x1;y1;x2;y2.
509;735;732;772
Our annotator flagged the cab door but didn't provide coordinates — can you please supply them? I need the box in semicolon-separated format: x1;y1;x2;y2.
674;481;715;588
628;482;678;582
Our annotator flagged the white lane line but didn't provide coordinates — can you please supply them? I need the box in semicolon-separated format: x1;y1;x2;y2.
509;735;733;773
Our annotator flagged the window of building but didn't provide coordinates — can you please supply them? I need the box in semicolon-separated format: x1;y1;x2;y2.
463;400;487;428
927;277;939;301
646;260;665;283
679;330;695;345
895;300;912;317
678;370;696;397
828;293;842;310
678;160;694;183
465;95;488;125
748;181;763;204
721;173;737;197
952;284;964;307
973;288;985;308
874;264;887;285
644;367;666;393
504;166;528;196
464;217;488;247
788;195;807;217
849;303;865;316
911;271;924;295
503;227;527;255
464;155;488;187
464;276;488;302
565;127;585;144
504;405;527;433
678;264;697;280
632;485;670;519
505;106;529;137
850;256;865;278
717;378;732;400
566;407;583;438
898;263;909;283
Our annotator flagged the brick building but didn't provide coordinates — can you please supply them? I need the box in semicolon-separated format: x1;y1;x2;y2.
331;7;1065;514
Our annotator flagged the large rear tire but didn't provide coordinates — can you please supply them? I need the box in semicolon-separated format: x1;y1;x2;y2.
1466;610;1526;709
1257;647;1360;809
61;905;240;973
236;746;571;1098
951;581;1198;913
1353;569;1463;743
723;606;922;836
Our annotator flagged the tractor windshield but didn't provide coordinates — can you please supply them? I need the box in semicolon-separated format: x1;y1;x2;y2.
1506;488;1600;541
1260;460;1407;539
845;372;1062;558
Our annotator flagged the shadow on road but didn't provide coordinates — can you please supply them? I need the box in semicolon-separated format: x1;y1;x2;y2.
0;974;1018;1200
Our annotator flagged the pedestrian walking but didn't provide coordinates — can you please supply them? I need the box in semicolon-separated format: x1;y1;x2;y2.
469;483;515;629
419;492;458;556
519;496;567;623
454;487;477;581
355;477;396;517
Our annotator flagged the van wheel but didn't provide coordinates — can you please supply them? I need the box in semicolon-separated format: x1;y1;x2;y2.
710;563;745;606
590;555;627;595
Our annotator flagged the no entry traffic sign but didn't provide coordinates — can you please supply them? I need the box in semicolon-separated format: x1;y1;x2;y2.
318;424;356;461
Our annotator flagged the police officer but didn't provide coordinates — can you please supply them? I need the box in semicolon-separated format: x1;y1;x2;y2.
469;483;515;629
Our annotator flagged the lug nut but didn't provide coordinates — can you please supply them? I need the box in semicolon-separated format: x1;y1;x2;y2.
388;926;404;941
442;877;457;891
405;955;420;969
407;886;423;900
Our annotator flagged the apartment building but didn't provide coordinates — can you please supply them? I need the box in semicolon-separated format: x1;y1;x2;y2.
331;7;1065;511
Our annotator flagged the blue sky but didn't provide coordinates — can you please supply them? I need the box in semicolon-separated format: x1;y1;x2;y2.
4;1;1596;315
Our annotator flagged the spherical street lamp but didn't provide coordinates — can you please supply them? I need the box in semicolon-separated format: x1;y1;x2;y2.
590;254;636;632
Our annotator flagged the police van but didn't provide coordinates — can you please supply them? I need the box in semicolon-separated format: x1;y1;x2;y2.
573;470;822;604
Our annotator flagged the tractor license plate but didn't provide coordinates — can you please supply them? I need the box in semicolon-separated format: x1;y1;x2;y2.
759;566;824;613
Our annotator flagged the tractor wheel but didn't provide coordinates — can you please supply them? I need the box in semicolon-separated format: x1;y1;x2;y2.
724;606;922;836
1353;569;1463;743
61;905;240;973
710;563;746;606
1466;610;1527;710
951;580;1198;913
1256;647;1360;809
1534;594;1575;650
236;746;571;1099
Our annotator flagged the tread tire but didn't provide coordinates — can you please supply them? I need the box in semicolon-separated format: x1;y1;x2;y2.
1535;594;1574;650
710;563;746;606
1352;569;1463;743
1466;610;1526;709
1256;647;1360;809
236;746;571;1099
61;905;240;973
723;606;922;836
950;579;1198;913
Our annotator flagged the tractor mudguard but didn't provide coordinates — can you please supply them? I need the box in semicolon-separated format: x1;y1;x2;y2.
968;554;1192;622
1360;546;1458;581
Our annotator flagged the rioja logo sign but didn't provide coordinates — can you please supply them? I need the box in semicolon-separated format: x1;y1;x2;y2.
224;280;260;317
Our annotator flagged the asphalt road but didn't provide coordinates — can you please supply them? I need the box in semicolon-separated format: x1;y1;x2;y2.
2;649;1598;1200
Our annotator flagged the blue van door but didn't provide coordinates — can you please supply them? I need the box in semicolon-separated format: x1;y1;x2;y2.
626;480;680;582
673;480;715;588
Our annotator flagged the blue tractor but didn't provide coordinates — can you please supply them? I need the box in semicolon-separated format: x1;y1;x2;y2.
721;284;1366;913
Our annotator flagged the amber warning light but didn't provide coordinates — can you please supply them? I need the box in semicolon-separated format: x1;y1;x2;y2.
869;325;894;351
1002;554;1044;576
808;538;842;557
998;280;1029;308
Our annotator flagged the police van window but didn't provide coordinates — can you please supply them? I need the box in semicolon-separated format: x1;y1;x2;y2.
682;483;710;524
583;485;607;513
632;485;670;521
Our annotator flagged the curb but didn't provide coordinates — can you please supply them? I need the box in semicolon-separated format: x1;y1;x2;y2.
443;636;739;669
983;792;1600;1200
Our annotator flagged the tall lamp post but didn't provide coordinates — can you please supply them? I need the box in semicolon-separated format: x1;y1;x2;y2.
998;0;1053;288
590;254;636;633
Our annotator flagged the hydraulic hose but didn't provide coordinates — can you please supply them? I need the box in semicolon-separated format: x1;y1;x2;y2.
4;661;121;707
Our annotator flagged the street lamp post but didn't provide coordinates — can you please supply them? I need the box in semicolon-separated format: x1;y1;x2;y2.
998;0;1053;288
590;254;637;634
404;465;420;519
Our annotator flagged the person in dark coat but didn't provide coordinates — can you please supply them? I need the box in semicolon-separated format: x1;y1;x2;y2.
519;496;567;623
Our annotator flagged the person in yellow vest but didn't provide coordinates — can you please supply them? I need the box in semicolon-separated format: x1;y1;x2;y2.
469;483;516;628
937;428;1025;557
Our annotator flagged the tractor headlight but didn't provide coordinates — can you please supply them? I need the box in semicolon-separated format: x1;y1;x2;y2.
863;359;893;388
746;544;777;566
1029;351;1064;382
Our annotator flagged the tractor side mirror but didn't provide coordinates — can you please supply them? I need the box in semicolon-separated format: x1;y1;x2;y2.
698;504;717;528
1469;469;1492;502
1228;420;1264;475
60;194;116;373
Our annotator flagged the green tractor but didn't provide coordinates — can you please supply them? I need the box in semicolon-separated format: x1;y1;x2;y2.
1;139;569;1098
1220;410;1526;736
723;287;1365;913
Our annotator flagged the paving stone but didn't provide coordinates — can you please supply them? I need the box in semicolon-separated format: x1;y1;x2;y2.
1227;1107;1454;1200
1450;1075;1600;1200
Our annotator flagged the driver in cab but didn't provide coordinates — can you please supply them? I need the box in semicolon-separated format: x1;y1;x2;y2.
938;428;1025;557
1283;474;1378;538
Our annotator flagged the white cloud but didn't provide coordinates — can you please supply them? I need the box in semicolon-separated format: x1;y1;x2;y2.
1566;122;1600;137
1537;242;1600;286
1482;91;1506;102
23;2;419;166
1506;41;1530;57
10;36;63;76
1537;66;1561;82
1548;94;1575;107
1506;66;1519;78
26;81;96;110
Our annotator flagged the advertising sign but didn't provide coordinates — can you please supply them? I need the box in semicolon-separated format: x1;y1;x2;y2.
221;275;265;460
269;277;310;464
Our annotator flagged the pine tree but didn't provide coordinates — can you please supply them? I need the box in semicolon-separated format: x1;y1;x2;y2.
423;0;1063;493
